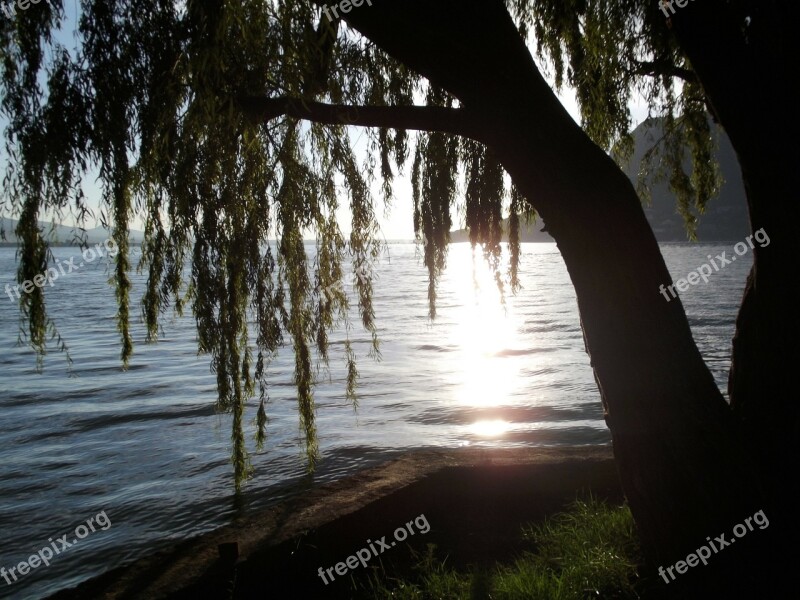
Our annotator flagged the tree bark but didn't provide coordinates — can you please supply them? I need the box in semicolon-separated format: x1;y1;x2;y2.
669;0;800;554
316;0;769;590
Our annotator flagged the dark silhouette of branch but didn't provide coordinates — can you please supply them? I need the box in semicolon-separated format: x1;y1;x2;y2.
238;96;480;139
636;59;698;84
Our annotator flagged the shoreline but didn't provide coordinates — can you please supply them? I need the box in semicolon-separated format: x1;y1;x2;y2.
48;445;619;599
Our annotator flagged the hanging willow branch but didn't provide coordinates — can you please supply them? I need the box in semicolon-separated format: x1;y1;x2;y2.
1;0;722;491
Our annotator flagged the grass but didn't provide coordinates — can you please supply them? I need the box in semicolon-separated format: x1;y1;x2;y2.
363;497;647;599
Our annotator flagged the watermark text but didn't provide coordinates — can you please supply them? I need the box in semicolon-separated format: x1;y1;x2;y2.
5;238;119;303
658;509;768;584
659;228;770;302
317;513;430;585
1;510;111;586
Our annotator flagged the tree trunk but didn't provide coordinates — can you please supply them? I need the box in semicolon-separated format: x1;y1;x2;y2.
333;0;770;591
669;0;800;556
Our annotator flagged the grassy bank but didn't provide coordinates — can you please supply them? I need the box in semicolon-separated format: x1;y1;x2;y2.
361;497;649;599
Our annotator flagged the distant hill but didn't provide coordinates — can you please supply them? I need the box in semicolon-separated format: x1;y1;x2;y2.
0;219;144;246
451;119;749;243
449;213;554;243
626;119;748;241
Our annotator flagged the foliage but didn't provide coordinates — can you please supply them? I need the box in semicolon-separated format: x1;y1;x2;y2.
513;0;722;238
1;0;721;489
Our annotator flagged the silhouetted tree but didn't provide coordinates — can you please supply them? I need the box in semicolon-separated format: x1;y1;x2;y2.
1;2;787;594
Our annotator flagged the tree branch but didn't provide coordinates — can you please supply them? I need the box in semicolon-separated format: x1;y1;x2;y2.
238;96;480;139
635;60;698;84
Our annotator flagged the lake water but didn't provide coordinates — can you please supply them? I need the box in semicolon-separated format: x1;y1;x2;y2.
0;242;750;599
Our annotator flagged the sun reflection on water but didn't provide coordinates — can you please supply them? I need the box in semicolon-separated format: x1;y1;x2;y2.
469;419;512;437
447;247;523;425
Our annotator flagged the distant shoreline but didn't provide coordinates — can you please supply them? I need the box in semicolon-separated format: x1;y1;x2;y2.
0;240;751;248
0;242;144;248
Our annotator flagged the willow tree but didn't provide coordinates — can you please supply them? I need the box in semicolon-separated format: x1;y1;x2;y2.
666;2;800;579
0;0;777;593
528;0;797;591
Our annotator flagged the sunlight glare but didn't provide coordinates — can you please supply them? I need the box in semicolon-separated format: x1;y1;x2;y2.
469;419;511;437
448;247;522;407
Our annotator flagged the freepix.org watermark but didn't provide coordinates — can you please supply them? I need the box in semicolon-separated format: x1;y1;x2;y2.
0;0;51;19
317;513;430;585
319;264;370;302
321;0;372;22
5;238;119;303
658;0;696;18
659;228;770;302
658;509;768;584
1;510;111;586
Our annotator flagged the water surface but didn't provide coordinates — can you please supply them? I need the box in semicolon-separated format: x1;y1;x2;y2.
0;242;750;599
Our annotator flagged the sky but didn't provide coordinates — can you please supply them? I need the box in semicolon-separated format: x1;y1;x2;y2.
1;3;653;242
369;89;652;240
4;86;650;241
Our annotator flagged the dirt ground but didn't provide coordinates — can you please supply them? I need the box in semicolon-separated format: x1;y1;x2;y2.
49;445;621;599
